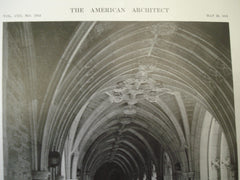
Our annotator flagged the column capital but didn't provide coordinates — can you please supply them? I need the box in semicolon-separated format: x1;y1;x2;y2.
32;170;50;180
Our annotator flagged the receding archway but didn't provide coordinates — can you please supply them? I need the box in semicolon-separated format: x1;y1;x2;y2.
94;162;128;180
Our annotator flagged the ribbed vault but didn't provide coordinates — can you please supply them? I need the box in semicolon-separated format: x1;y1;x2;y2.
36;22;235;180
4;21;237;180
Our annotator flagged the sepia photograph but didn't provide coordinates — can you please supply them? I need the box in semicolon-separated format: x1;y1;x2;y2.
2;21;238;180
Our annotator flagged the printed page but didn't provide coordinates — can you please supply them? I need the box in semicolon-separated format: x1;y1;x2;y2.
0;0;240;180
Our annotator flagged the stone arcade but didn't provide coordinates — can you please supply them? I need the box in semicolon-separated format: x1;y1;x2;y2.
2;22;238;180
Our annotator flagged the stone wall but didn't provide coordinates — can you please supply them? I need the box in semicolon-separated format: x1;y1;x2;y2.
3;23;32;180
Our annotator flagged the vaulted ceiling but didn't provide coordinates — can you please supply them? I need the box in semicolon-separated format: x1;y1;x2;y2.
5;21;236;179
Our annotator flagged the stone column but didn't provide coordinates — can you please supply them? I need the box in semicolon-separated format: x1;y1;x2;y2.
32;171;50;180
